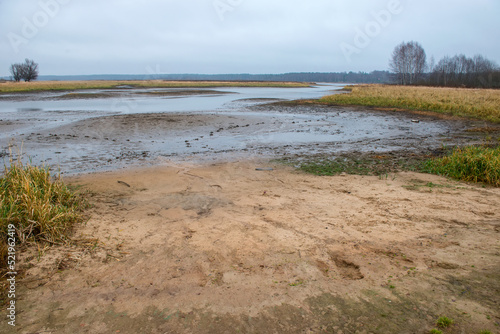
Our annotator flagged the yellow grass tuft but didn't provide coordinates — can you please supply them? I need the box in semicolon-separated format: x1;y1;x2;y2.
1;154;88;267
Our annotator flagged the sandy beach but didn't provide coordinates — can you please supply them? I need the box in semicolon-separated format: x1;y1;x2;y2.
13;159;500;333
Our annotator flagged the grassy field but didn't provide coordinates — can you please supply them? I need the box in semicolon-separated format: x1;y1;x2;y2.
319;84;500;123
0;80;311;93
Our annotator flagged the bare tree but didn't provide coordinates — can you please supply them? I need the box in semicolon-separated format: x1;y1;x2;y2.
389;41;427;85
9;63;23;82
22;59;39;82
9;59;39;82
432;56;452;86
429;54;498;87
428;55;435;73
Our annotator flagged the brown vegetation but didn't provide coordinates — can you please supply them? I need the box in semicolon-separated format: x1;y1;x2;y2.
320;84;500;123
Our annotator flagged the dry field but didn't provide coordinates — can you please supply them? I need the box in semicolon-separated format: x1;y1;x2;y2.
320;85;500;123
0;80;310;93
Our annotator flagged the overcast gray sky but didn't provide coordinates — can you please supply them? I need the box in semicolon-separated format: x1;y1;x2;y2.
1;0;499;77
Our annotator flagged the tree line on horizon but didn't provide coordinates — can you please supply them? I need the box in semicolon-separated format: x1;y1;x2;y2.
157;71;394;84
389;41;499;88
5;45;499;88
2;70;394;84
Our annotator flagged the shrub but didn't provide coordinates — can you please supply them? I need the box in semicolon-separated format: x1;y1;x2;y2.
436;316;454;328
429;329;443;334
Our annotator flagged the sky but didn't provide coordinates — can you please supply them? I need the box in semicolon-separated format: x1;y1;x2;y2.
1;0;499;77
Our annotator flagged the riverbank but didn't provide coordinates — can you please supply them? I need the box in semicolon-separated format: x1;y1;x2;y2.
11;160;500;333
0;80;312;93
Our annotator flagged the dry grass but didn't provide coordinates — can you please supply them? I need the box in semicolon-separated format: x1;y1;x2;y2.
0;154;88;268
320;85;500;123
0;80;310;93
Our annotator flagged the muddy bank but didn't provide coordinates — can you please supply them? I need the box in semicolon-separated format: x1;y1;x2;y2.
2;103;495;175
14;161;500;333
49;89;235;100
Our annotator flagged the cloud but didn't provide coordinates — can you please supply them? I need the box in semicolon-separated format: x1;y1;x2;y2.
0;0;499;76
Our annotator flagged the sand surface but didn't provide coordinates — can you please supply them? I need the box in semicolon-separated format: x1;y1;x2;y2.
13;160;500;333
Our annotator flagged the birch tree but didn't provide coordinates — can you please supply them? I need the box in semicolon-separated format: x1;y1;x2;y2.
389;41;426;85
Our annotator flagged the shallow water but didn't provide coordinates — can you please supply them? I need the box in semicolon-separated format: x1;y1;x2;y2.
0;83;458;174
0;84;342;114
0;84;340;138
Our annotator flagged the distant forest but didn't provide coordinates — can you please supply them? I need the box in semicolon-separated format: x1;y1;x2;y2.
388;42;500;88
6;67;498;88
36;71;393;84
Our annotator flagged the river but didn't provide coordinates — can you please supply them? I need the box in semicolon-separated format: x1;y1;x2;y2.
0;83;455;174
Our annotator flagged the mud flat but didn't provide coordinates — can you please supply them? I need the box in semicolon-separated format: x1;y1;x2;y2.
14;160;500;333
2;85;497;175
1;103;495;175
